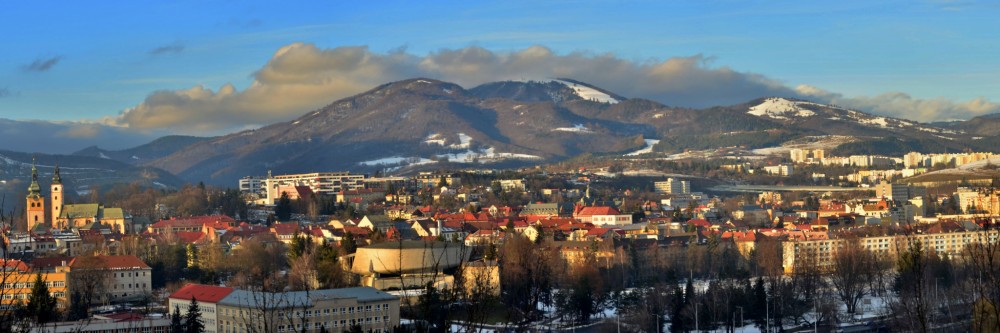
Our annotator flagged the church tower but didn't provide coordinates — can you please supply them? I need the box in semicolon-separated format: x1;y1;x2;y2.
51;164;63;228
26;158;46;231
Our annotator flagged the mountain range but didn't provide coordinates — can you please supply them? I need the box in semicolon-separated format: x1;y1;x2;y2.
4;78;1000;186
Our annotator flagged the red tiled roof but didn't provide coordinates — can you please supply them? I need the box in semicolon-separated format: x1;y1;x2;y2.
271;222;300;235
577;206;621;216
150;215;235;230
30;256;72;270
343;226;371;236
688;219;711;228
69;255;151;270
585;228;610;236
2;259;29;272
169;283;234;303
175;231;206;244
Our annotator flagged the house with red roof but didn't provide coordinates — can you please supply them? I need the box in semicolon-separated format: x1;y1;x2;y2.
148;215;236;234
575;206;632;226
269;222;301;243
168;284;234;333
69;255;151;303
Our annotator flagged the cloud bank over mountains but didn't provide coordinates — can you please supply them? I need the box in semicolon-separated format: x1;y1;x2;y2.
3;43;997;155
100;43;1000;133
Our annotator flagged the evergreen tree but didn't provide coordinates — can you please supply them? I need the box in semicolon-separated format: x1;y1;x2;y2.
669;284;687;333
340;232;357;255
276;192;293;221
684;278;695;305
184;298;205;333
751;277;768;327
67;291;88;320
171;305;184;333
25;273;58;324
288;232;309;260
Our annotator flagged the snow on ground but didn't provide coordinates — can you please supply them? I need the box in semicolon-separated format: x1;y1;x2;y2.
552;79;619;104
552;124;593;133
450;133;473;149
854;116;889;128
98;152;110;159
625;139;660;156
358;156;437;167
423;133;446;146
0;155;106;170
750;135;859;156
437;147;542;163
747;98;816;120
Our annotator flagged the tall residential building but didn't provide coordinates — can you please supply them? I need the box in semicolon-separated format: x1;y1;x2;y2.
654;178;690;194
169;284;401;333
265;172;368;204
875;181;926;204
812;149;825;160
790;149;808;163
903;152;924;168
238;176;266;194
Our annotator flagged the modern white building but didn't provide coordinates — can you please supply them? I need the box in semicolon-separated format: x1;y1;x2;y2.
265;172;368;204
239;176;266;194
654;178;690;194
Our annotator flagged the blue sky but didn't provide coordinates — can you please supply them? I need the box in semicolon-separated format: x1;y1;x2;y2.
1;0;998;137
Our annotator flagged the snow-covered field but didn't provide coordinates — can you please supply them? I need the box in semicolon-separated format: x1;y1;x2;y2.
422;132;472;148
552;124;593;133
625;139;660;156
358;156;436;167
751;135;859;156
747;97;816;119
552;79;619;104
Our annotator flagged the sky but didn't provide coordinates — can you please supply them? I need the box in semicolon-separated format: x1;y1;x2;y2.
1;0;999;151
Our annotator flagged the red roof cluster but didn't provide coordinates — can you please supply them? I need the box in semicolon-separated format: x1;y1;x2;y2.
69;255;151;270
169;283;234;303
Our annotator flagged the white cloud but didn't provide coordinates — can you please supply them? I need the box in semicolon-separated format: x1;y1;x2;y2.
796;84;1000;122
105;43;1000;132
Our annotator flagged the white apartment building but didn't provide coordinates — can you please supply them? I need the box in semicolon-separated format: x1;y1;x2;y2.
654;178;690;194
782;229;1000;274
265;172;367;204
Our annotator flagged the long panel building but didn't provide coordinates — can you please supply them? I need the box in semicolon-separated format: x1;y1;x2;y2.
169;284;400;333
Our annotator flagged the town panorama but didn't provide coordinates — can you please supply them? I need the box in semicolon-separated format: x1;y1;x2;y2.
2;2;1000;333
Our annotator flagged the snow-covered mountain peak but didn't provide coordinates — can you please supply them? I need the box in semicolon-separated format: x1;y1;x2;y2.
747;97;816;119
551;79;619;104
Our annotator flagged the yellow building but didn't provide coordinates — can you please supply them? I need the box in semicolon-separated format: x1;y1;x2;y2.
26;161;46;231
0;260;70;310
23;161;129;233
55;204;128;233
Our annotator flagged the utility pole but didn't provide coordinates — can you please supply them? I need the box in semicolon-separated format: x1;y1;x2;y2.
736;306;743;333
695;306;699;332
814;297;818;333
